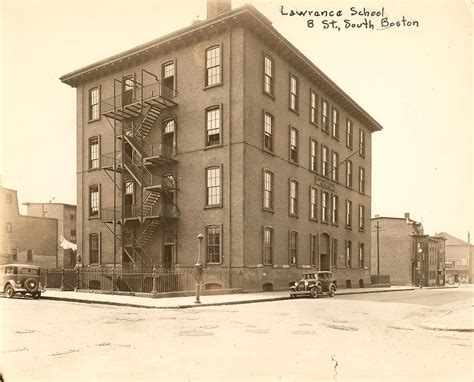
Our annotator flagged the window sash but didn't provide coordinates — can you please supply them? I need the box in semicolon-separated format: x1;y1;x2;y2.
89;233;100;264
89;186;99;216
206;226;221;263
206;167;221;206
322;146;328;177
89;137;99;169
290;180;298;215
359;243;365;267
332;195;338;224
332;108;339;138
290;128;298;162
346;119;353;148
206;46;221;86
290;231;297;265
310;234;318;266
264;113;273;151
264;56;273;94
206;107;221;146
89;88;100;120
332;152;339;181
346;161;353;188
263;227;273;264
346;200;352;227
263;171;273;210
310;91;318;124
322;192;328;222
359;167;365;193
359;205;365;230
310;187;317;220
290;76;298;111
310;140;317;172
322;100;329;131
346;241;352;267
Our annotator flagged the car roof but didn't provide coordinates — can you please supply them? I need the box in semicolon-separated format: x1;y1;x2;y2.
0;264;41;268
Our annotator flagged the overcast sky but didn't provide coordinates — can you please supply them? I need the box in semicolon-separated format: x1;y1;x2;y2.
0;0;472;240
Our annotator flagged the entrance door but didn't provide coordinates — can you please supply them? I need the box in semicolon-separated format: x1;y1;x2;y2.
122;75;134;106
163;245;174;270
320;233;331;271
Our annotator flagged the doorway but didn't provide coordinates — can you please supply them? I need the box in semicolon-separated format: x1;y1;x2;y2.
320;233;331;271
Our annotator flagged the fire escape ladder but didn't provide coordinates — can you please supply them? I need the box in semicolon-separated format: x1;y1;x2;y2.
122;151;152;188
139;191;160;217
135;105;161;141
136;219;161;248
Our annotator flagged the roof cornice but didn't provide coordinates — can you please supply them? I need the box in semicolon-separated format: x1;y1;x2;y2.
60;4;383;132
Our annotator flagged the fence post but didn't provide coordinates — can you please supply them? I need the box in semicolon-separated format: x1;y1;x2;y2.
44;268;48;289
60;268;65;291
112;269;116;293
74;267;80;291
150;266;158;298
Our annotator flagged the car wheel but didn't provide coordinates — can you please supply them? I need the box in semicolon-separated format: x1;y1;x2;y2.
24;278;39;293
310;287;317;298
289;293;295;299
33;292;41;299
5;284;14;298
329;285;336;297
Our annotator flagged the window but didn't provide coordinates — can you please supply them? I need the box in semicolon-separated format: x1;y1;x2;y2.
346;200;353;228
289;231;298;265
309;187;318;221
70;213;76;221
89;233;100;264
310;90;318;125
206;167;221;206
263;112;273;152
310;139;317;172
89;185;99;217
263;227;274;265
70;229;77;238
332;238;338;268
263;170;274;211
289;75;299;112
331;195;338;225
345;240;352;267
5;193;12;204
12;248;17;261
206;225;222;263
332;107;339;139
289;127;298;163
263;55;274;95
321;191;329;223
346;119;353;149
123;76;134;91
289;179;298;216
322;99;329;132
346;160;353;188
206;106;221;146
321;146;329;177
359;204;365;231
359;167;365;193
206;46;221;87
5;223;12;233
27;250;33;262
359;243;365;267
89;87;100;121
331;151;339;182
310;234;318;267
162;61;175;97
359;129;366;157
89;137;99;169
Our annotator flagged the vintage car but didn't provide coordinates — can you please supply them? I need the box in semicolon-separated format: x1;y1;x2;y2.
289;271;337;298
0;264;42;299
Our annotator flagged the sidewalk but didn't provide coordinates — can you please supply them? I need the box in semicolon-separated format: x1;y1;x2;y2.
39;285;415;309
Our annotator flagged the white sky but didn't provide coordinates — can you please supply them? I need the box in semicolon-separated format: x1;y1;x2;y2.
0;0;472;240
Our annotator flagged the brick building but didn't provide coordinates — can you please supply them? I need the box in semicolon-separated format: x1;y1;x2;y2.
0;187;58;267
371;214;446;286
23;202;77;268
439;232;473;284
60;1;382;291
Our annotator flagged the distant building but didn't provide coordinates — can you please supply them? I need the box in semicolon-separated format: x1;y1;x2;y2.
23;202;77;268
371;213;446;286
0;187;58;267
439;232;473;284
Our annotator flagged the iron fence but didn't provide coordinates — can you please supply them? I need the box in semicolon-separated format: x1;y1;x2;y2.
40;267;242;295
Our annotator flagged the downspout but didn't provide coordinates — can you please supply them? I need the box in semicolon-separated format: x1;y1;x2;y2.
227;28;233;288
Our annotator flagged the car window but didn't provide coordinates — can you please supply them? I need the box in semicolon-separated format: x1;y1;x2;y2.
19;268;40;275
5;266;16;275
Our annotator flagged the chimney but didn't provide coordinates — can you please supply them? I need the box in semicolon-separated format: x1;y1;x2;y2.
207;0;232;19
404;212;411;224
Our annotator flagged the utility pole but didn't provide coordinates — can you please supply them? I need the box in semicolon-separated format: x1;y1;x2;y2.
375;221;381;276
469;231;472;284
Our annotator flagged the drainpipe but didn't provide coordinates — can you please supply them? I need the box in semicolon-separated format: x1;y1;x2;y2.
227;28;233;288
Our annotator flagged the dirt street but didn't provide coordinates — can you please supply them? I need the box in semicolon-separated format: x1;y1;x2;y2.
1;288;472;381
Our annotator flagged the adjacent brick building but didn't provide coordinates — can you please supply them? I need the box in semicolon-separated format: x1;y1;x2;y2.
371;214;446;286
0;187;58;267
60;1;383;291
439;232;473;284
23;202;77;268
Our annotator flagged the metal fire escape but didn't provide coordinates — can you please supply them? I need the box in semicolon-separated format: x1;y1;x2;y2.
100;69;178;269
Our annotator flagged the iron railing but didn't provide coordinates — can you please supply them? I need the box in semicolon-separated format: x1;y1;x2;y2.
101;81;177;115
40;267;242;294
101;202;178;222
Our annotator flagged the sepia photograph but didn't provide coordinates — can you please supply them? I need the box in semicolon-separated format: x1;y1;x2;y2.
0;0;472;380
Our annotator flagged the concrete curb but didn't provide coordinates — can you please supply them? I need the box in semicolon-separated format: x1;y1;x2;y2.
38;287;416;309
417;324;474;333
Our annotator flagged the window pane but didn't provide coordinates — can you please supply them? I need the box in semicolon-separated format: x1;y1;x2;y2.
206;47;221;86
206;108;221;146
207;168;221;205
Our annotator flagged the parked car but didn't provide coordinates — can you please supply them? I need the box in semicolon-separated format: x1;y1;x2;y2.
0;264;42;299
289;271;337;298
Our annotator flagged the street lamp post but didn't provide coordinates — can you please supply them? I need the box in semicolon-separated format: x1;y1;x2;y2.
195;234;204;304
418;247;423;289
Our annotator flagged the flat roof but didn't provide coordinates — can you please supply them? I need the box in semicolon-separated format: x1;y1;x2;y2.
60;4;383;132
23;202;77;208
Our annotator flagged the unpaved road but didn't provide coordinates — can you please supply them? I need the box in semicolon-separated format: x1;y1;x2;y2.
1;288;472;381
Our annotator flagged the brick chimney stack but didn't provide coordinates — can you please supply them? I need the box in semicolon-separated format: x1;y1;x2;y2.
207;0;232;19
